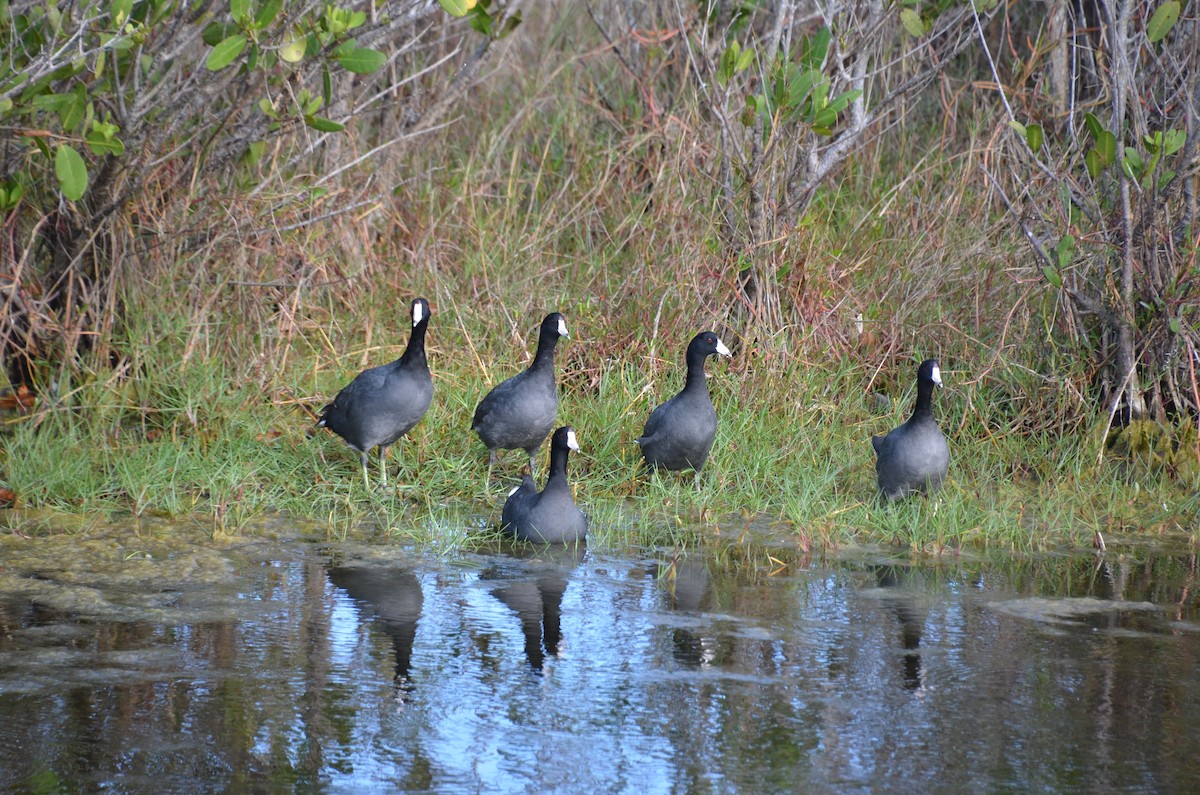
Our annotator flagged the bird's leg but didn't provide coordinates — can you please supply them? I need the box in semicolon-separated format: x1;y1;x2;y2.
378;445;389;488
359;451;370;489
692;469;702;491
486;450;497;485
527;450;537;474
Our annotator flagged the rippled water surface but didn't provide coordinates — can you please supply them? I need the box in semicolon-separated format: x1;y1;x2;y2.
0;524;1197;793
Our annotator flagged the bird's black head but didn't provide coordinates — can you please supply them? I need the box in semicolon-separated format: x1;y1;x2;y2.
542;312;569;339
551;425;580;453
410;298;431;327
917;358;943;388
689;331;732;359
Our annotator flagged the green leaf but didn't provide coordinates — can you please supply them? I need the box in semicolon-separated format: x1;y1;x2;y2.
338;46;386;74
439;0;469;17
1170;317;1182;334
1085;148;1103;178
788;68;820;110
305;32;321;57
718;43;739;86
468;5;492;36
1042;265;1062;288
1121;155;1138;180
149;0;173;25
32;93;72;113
254;0;282;29
500;9;523;37
735;45;754;73
1083;112;1103;141
230;0;250;23
46;3;62;34
1147;1;1180;43
244;140;266;165
304;115;344;132
799;28;831;69
202;22;236;46
899;9;926;37
1025;123;1043;154
280;34;306;63
86;131;125;156
54;144;88;201
1055;235;1075;269
1095;130;1117;165
1008;120;1027;137
108;32;137;52
827;89;862;114
811;80;829;110
206;34;247;70
812;106;837;129
110;0;133;26
59;88;87;132
0;179;24;211
1163;129;1186;156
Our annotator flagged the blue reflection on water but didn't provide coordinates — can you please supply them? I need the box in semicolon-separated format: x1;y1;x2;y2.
0;539;1197;793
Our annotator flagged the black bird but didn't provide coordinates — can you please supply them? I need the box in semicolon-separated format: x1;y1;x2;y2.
871;357;949;501
472;312;569;478
501;426;588;544
316;297;433;487
636;331;732;483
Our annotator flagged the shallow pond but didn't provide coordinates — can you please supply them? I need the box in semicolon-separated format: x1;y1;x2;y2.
0;521;1197;793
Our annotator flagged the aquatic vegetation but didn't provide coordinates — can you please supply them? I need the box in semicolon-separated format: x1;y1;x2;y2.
1105;420;1200;480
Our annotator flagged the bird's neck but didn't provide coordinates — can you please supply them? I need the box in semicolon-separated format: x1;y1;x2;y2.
684;352;709;393
911;379;935;419
548;445;569;480
531;335;558;370
401;321;428;367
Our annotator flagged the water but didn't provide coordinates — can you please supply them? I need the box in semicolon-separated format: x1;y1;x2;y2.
0;525;1197;793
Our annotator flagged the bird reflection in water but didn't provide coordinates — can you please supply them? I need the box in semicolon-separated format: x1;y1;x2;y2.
486;544;583;671
655;557;718;668
327;566;423;697
872;565;926;692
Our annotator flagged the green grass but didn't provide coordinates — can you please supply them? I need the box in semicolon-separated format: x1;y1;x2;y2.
2;332;1195;554
2;24;1197;554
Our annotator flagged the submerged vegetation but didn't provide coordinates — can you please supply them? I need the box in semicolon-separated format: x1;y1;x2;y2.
1;1;1198;552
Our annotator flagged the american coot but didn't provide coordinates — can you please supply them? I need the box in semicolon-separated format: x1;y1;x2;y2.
871;358;949;501
472;312;569;478
501;426;588;544
636;331;732;481
316;297;434;488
